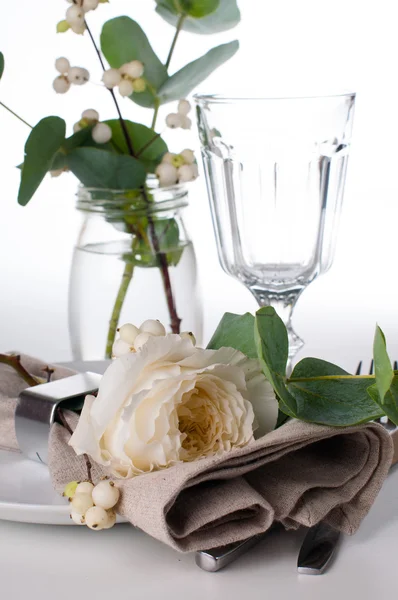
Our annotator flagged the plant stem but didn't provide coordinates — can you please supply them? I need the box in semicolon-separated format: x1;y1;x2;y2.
150;99;160;130
84;16;181;338
84;19;136;157
105;261;134;358
165;14;186;70
0;354;38;387
56;408;93;483
0;101;32;129
142;186;181;334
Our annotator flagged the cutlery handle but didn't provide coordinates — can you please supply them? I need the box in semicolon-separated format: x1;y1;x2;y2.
297;522;340;575
195;534;263;572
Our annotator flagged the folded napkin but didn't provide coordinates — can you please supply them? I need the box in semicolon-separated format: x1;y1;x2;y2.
1;356;394;552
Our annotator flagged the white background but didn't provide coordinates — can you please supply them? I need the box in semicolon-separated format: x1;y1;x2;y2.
1;0;398;369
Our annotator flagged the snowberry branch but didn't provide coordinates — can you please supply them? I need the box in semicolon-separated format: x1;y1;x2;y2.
0;354;38;387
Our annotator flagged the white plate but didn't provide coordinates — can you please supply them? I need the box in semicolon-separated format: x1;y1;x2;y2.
0;359;126;526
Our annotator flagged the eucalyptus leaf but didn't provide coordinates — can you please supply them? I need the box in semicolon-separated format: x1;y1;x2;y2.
18;116;66;206
155;0;240;34
122;218;183;268
373;325;394;403
254;307;296;417
66;147;146;190
157;0;220;18
0;52;4;80
158;40;239;103
287;358;383;426
101;17;168;108
104;120;167;171
367;379;398;425
46;126;114;173
207;312;257;358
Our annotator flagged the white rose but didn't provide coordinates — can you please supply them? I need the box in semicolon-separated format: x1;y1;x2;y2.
69;335;278;478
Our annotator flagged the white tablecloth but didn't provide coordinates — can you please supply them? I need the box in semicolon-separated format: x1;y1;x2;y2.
0;466;397;599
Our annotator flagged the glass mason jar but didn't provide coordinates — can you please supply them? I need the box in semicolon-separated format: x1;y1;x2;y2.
68;180;202;360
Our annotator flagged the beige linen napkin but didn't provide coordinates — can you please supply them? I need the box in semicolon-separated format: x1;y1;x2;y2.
1;356;394;553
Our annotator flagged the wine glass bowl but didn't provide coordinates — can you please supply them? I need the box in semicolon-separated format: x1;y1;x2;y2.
195;94;356;359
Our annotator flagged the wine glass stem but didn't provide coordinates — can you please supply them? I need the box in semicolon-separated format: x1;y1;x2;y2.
249;287;305;361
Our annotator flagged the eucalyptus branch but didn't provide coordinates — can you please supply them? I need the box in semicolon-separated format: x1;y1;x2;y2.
150;99;160;130
0;101;32;129
165;14;186;69
56;407;93;483
0;353;38;387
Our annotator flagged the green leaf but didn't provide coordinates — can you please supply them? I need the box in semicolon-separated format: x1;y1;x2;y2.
367;379;398;426
122;218;184;268
254;307;296;417
287;358;383;426
207;312;257;358
101;17;168;108
18;117;66;206
255;307;289;378
66;147;146;190
104;120;167;171
158;40;239;103
373;325;394;404
0;52;4;80
155;0;240;34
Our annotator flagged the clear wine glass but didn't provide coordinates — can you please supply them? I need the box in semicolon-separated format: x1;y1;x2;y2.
194;93;356;360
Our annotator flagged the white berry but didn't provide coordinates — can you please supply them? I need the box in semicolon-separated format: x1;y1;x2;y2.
161;152;175;165
103;510;117;529
73;122;82;133
92;122;112;144
85;506;109;530
180;149;195;165
178;164;197;183
102;68;122;89
112;338;134;358
118;323;140;345
120;60;144;79
70;511;85;525
177;99;191;116
55;57;70;74
118;79;134;97
180;116;192;130
75;481;94;495
68;67;90;85
92;480;120;510
82;0;99;12
134;332;153;351
140;319;166;337
53;76;70;94
71;492;94;515
66;4;84;25
180;331;196;345
81;108;99;122
70;21;86;35
155;163;178;187
166;113;183;129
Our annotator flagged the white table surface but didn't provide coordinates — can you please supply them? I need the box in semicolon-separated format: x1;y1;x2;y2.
1;365;398;599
